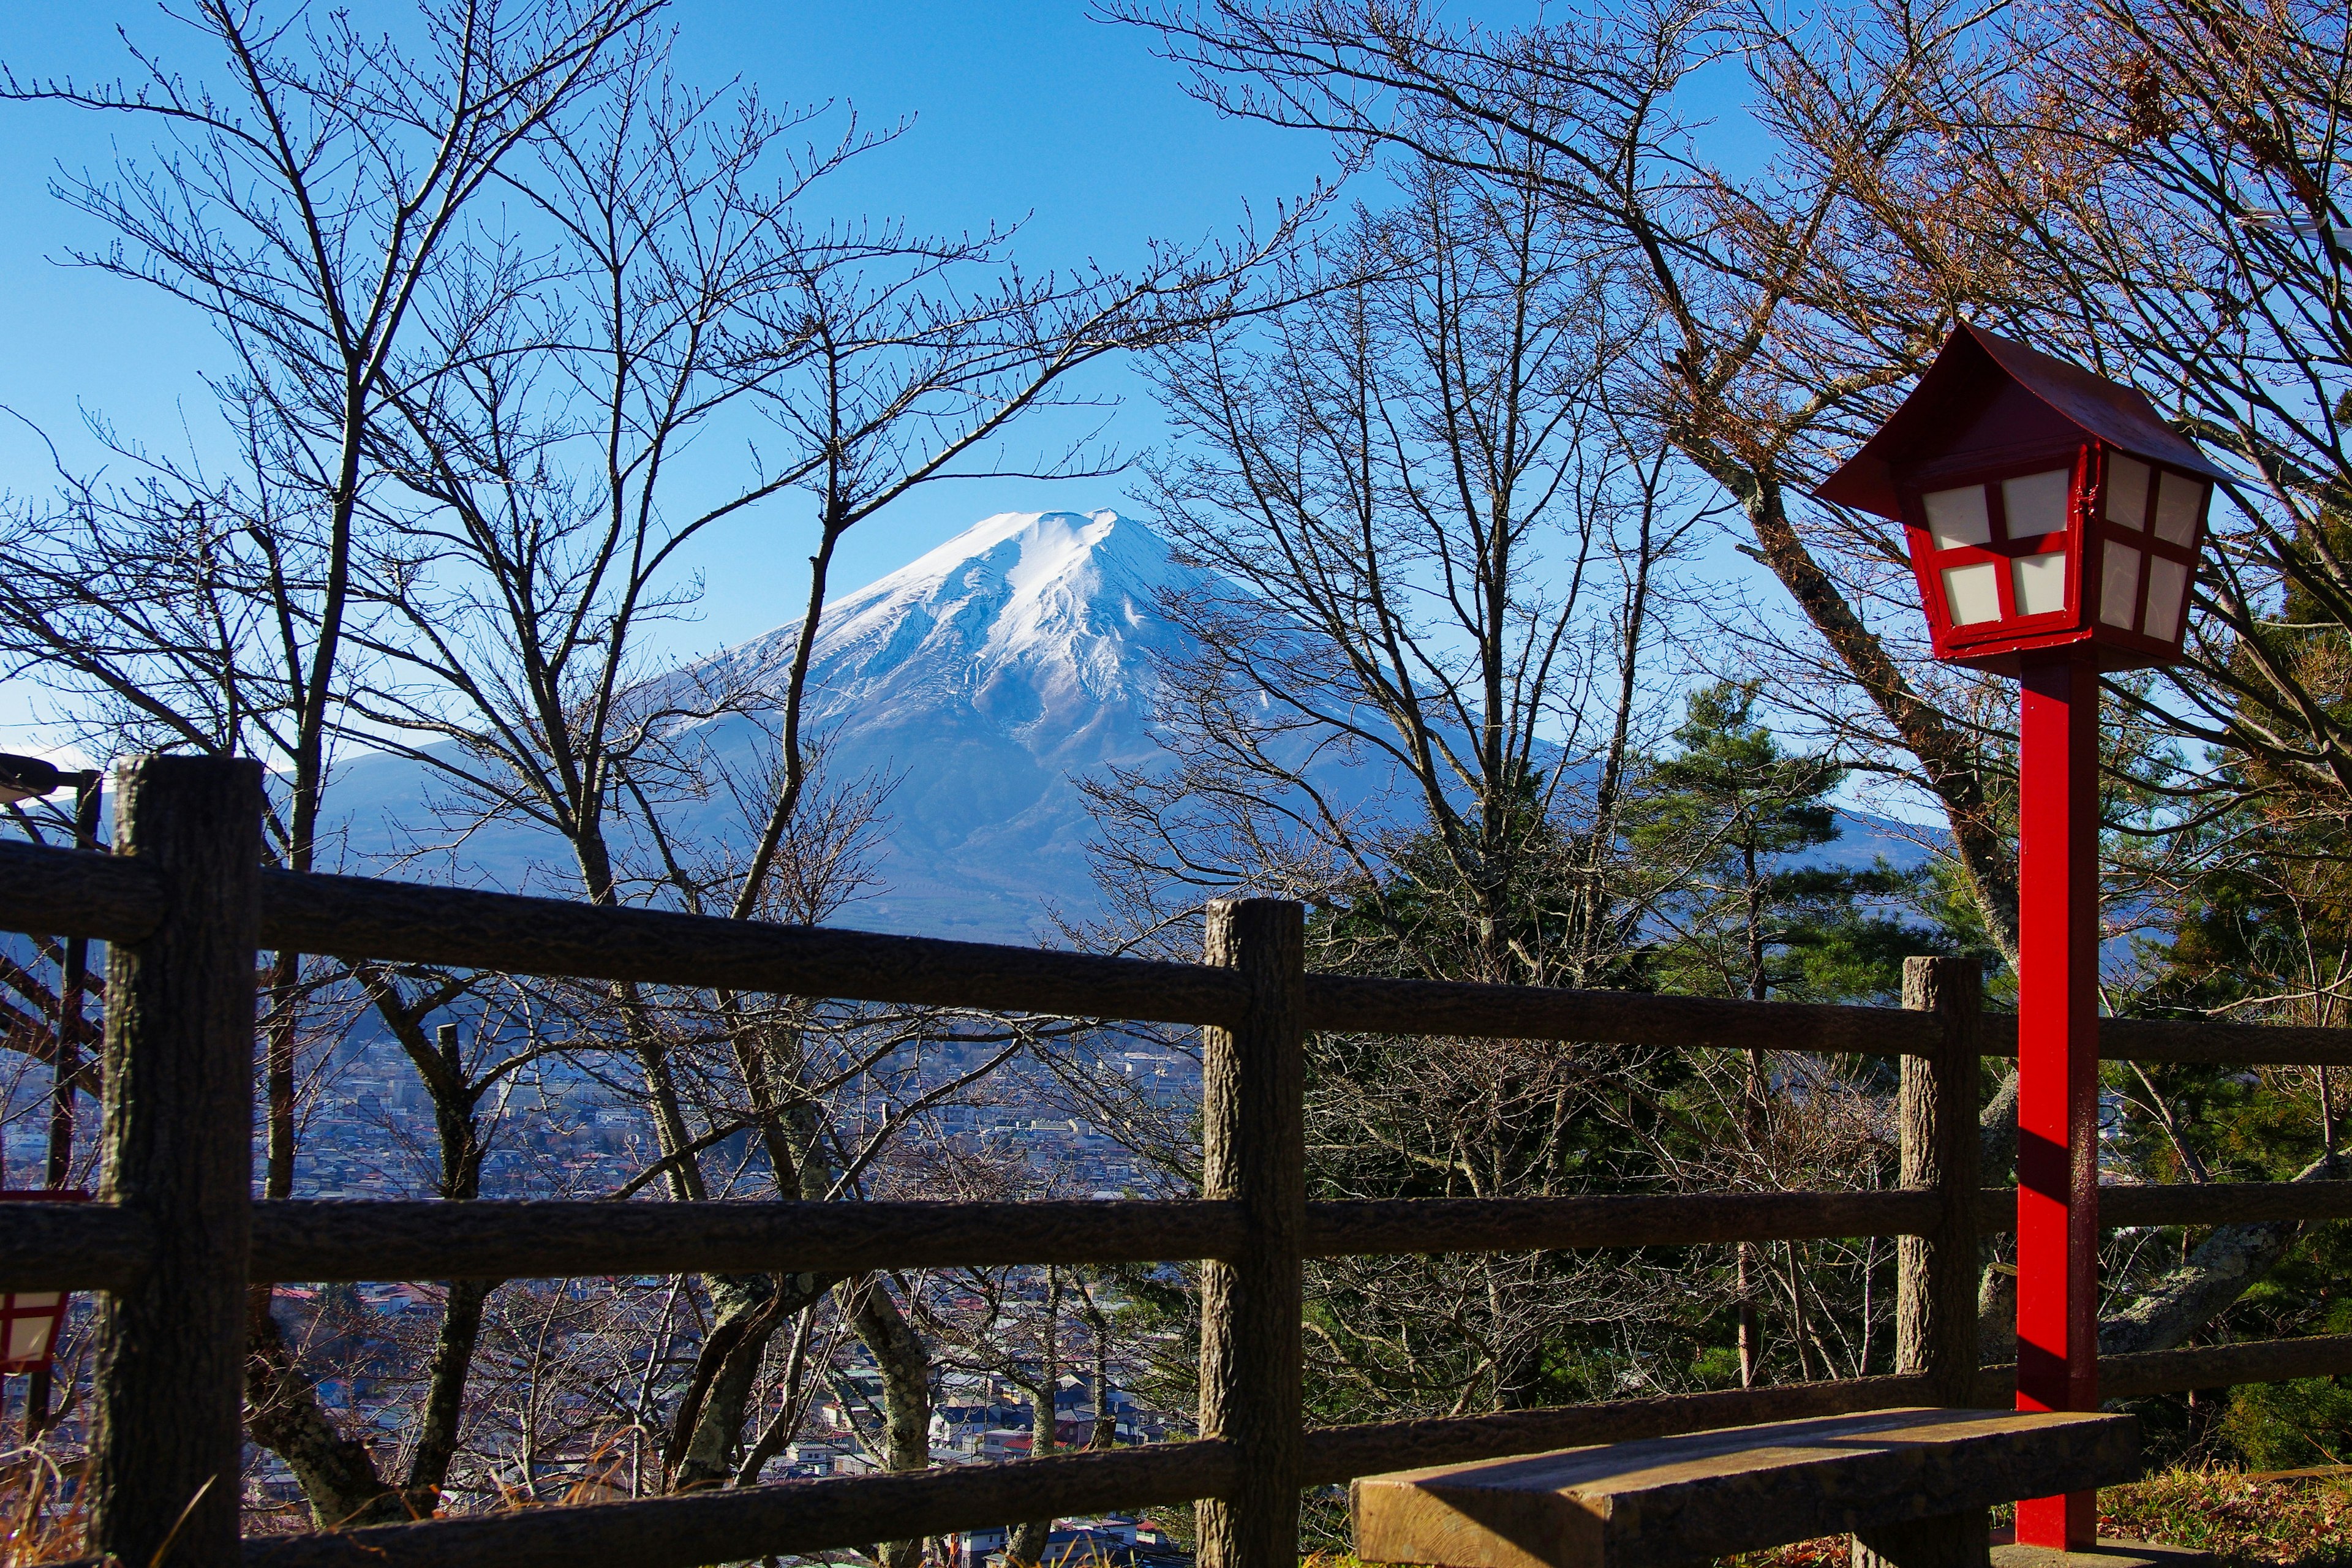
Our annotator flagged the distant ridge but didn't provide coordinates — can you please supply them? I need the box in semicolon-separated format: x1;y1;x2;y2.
327;511;1210;940
321;508;1931;943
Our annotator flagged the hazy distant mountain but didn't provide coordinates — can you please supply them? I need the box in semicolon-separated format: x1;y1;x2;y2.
322;507;1928;944
325;510;1210;940
674;509;1205;937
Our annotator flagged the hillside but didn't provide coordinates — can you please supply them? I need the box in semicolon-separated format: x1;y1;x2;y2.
322;508;1928;943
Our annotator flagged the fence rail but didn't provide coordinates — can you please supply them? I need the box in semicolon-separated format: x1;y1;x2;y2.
20;832;2352;1065
10;1183;2352;1293
6;757;2352;1568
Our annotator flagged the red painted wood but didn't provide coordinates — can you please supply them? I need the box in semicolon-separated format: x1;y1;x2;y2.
2015;653;2102;1551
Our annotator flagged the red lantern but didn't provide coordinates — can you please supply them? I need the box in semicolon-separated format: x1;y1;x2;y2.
0;1190;91;1373
1819;323;2227;674
1820;323;2228;1553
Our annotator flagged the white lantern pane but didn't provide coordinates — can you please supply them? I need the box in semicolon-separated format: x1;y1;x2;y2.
2154;470;2205;546
1924;485;1992;549
2105;455;2150;529
2012;549;2067;616
2001;469;2072;540
11;1294;57;1311
2101;543;2143;628
2143;555;2190;641
9;1314;49;1362
1942;561;2003;625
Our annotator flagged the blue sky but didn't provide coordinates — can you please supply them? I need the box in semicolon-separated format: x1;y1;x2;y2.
0;2;1349;744
0;2;1786;760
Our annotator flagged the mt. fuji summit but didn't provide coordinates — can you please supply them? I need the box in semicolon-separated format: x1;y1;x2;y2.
329;510;1210;941
689;509;1205;936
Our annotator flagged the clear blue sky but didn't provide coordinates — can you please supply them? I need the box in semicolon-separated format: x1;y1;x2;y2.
0;2;1346;746
0;2;1785;761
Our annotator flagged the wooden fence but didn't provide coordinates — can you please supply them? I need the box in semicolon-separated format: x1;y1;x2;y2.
6;755;2352;1568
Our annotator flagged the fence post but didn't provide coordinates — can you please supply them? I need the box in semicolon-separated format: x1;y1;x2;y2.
91;756;263;1568
1196;898;1306;1568
1896;954;1983;1405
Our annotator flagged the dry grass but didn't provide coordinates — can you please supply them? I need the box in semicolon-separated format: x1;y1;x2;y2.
0;1447;86;1568
1716;1472;2352;1568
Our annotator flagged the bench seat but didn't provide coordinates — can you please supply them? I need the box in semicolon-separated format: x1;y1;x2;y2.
1352;1406;2140;1568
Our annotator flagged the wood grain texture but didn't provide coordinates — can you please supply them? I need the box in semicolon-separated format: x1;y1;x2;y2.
239;1439;1240;1568
1966;1182;2352;1232
7;839;2351;1063
2095;1182;2352;1227
1901;959;1983;1408
1308;1191;1945;1256
240;1198;1246;1281
89;757;262;1568
0;1202;149;1289
1300;973;2352;1069
2094;1017;2352;1068
1301;1373;1947;1488
1195;899;1306;1568
1303;974;1945;1057
13;1181;2352;1293
0;837;162;942
259;868;1248;1025
1349;1408;2138;1568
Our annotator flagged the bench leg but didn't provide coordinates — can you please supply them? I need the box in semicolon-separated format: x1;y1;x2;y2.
1853;1509;1991;1568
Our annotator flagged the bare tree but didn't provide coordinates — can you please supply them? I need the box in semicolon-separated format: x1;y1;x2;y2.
1115;0;2352;1382
1;0;662;1525
1087;149;1689;982
1066;144;1708;1418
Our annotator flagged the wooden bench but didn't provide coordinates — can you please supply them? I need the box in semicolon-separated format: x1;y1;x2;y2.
1351;1407;2141;1568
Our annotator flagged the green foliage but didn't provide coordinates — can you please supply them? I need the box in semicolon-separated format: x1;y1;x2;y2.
1632;682;1942;1005
2223;1378;2352;1470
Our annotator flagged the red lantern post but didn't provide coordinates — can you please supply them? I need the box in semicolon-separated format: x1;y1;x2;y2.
1821;324;2224;1552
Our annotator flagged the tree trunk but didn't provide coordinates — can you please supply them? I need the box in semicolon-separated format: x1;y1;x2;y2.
401;1276;494;1511
848;1276;932;1568
1720;470;2022;963
246;1303;405;1527
1006;1272;1062;1567
2100;1151;2345;1355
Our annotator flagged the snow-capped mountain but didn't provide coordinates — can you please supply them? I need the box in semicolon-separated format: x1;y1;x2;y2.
326;510;1208;941
677;509;1203;936
319;505;1928;944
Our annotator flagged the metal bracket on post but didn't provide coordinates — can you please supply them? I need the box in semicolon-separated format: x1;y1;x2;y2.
1196;898;1306;1568
90;756;263;1568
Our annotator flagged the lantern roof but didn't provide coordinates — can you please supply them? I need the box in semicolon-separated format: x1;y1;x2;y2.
1817;323;2229;520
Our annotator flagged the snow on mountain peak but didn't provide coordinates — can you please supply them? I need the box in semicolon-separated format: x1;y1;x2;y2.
715;510;1196;734
659;510;1205;937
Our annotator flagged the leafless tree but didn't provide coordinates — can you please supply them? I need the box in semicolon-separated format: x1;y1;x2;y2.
1110;0;2352;1393
0;0;663;1524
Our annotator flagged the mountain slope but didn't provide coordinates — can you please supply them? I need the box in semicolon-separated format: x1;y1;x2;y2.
325;510;1207;940
678;509;1204;937
322;507;1931;944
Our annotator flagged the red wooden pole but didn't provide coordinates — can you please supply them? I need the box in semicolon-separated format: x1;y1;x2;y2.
2015;652;2102;1551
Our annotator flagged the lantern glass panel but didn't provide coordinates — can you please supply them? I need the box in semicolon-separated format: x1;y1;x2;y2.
2106;455;2151;529
2154;472;2204;546
1943;560;2003;625
2002;469;2072;540
2013;549;2067;615
2144;556;2191;641
7;1303;55;1362
1924;485;1992;549
2101;543;2143;627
